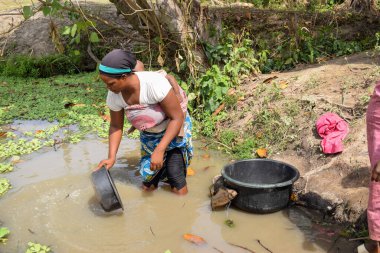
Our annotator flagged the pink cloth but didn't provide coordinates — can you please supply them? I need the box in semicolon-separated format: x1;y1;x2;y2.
125;87;188;131
316;112;349;154
366;81;380;241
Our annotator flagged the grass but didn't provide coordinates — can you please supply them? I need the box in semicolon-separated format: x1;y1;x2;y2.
207;80;307;159
0;0;111;11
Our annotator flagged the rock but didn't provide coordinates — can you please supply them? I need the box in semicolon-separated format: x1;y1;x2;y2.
211;187;237;210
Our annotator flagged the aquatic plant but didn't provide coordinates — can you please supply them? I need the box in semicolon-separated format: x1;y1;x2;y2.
0;178;11;197
0;227;10;244
0;74;137;176
26;242;51;253
0;163;13;173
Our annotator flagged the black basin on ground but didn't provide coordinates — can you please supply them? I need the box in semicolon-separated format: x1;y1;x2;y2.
221;159;299;214
91;167;124;212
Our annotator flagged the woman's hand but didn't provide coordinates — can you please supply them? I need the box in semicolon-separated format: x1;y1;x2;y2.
150;148;165;171
96;158;116;170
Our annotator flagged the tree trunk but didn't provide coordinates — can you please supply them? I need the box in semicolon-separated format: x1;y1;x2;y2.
110;0;209;78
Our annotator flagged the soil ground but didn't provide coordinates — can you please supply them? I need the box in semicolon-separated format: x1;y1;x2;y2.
222;52;380;224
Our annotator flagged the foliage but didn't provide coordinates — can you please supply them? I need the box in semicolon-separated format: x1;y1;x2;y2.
0;55;80;78
225;0;350;10
0;227;10;244
0;163;13;173
195;32;258;113
0;73;135;182
254;26;375;73
340;223;368;239
212;83;304;159
224;219;235;228
198;65;230;112
26;242;51;253
0;178;11;197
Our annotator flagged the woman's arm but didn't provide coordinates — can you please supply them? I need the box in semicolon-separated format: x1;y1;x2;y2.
97;109;124;169
150;89;184;170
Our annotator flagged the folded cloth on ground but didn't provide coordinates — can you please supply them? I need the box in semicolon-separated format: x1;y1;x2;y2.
316;112;349;154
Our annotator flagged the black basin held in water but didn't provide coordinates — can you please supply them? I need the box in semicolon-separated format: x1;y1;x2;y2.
91;166;124;212
221;159;299;214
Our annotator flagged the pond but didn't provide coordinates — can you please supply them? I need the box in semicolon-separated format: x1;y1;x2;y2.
0;134;353;253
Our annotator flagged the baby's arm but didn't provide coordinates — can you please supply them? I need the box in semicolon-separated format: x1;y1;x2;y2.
165;74;183;103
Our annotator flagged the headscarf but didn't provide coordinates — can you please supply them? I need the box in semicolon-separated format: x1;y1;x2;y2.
99;49;137;78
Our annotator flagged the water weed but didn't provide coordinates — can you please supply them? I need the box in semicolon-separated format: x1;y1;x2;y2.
0;227;10;244
0;178;11;197
0;163;13;173
26;242;51;253
0;73;135;184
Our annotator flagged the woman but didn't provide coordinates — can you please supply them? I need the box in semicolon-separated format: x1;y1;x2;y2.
97;49;193;195
366;80;380;253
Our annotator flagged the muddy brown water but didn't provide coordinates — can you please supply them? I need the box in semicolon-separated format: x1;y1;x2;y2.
0;130;350;252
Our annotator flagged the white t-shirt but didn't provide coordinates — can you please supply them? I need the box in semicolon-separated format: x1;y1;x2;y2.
106;71;171;110
106;71;172;132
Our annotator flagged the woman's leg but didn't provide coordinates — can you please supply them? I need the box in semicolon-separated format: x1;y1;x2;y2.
165;148;188;195
142;168;163;191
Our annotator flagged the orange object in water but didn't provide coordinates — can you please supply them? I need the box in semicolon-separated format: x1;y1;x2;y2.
183;233;206;245
187;167;195;176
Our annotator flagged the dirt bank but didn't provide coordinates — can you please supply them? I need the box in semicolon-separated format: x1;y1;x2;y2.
218;51;380;224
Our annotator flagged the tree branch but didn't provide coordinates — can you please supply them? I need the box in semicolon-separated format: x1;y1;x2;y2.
36;0;149;43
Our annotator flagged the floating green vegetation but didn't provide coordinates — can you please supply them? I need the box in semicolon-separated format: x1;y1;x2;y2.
26;242;51;253
0;163;13;173
0;178;11;197
0;73;137;178
0;227;10;244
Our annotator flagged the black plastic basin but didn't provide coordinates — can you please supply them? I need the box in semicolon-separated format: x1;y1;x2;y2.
91;167;124;212
221;159;299;214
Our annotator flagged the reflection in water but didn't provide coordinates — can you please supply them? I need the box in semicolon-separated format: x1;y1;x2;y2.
0;137;341;253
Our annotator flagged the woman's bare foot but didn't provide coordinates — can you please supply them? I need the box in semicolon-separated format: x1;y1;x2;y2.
142;184;157;192
172;185;188;195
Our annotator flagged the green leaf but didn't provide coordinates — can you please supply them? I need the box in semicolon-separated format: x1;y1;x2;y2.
62;26;71;35
285;58;293;65
22;6;33;20
74;34;80;44
89;32;99;43
35;244;41;251
224;219;235;228
42;6;51;16
164;250;172;253
187;93;196;101
70;24;77;38
0;227;10;238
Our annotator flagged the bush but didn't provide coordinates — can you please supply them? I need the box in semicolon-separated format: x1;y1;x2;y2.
0;54;81;78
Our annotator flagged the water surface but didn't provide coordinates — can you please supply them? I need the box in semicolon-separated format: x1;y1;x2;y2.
1;137;347;253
